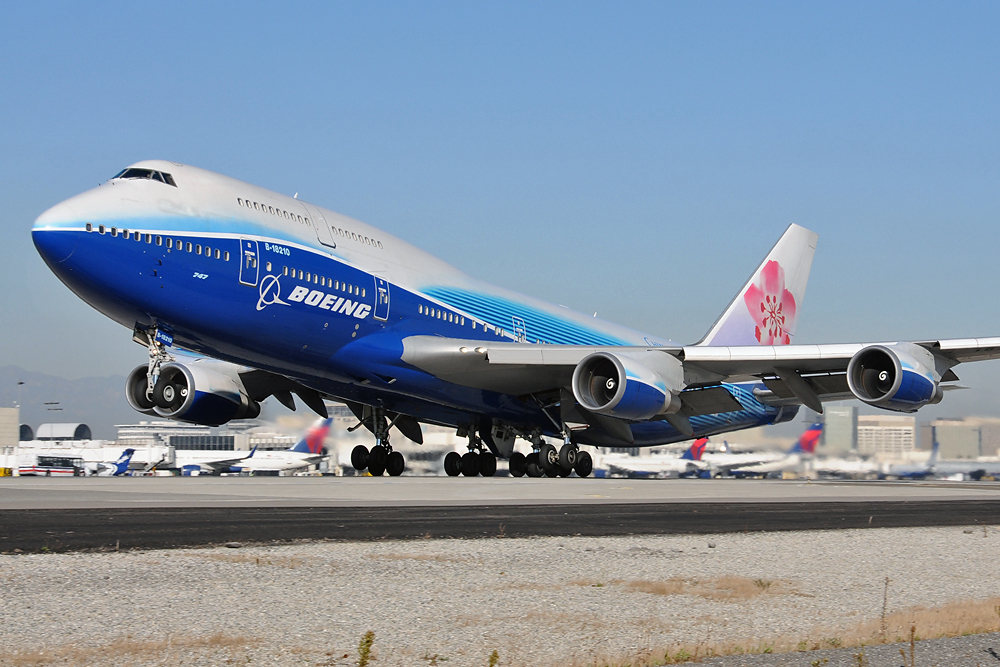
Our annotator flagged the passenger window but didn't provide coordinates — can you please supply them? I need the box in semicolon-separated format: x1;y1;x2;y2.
144;234;151;243
97;224;104;234
297;215;303;223
86;223;93;232
134;231;141;241
377;241;383;249
215;249;221;259
155;236;162;246
186;242;193;252
196;245;202;255
123;229;129;237
298;270;304;279
176;239;182;249
266;261;272;272
305;218;311;226
224;251;230;261
238;198;243;206
268;206;274;214
283;266;288;276
284;211;289;219
334;280;339;290
460;317;465;325
361;288;366;297
305;272;311;281
109;227;115;236
418;305;423;314
205;246;211;256
166;238;173;249
313;274;318;284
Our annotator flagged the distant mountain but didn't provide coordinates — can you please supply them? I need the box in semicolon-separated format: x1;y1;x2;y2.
0;366;136;440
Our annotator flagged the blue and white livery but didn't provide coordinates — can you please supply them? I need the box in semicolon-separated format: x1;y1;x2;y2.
32;161;1000;477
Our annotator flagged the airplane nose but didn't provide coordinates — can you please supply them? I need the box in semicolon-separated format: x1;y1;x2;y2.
32;203;79;264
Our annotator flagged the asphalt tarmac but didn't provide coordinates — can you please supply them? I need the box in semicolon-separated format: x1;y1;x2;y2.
2;477;999;552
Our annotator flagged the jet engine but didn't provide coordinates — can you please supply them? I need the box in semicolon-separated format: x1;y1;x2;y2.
571;351;684;421
125;360;260;426
846;343;943;412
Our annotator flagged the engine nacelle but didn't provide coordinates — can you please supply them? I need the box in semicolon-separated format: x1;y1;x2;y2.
125;360;260;426
571;351;684;421
846;343;943;413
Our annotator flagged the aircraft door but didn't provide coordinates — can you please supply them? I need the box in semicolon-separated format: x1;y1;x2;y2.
373;277;390;321
239;238;259;286
305;204;337;248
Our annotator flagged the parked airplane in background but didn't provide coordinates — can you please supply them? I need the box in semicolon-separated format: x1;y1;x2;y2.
32;161;1000;477
91;448;135;476
177;418;332;474
881;440;940;480
594;438;709;478
729;423;823;478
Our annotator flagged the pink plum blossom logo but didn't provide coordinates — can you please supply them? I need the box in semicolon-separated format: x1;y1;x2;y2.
743;260;796;345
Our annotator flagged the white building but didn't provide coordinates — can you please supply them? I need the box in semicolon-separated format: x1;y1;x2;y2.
857;415;915;457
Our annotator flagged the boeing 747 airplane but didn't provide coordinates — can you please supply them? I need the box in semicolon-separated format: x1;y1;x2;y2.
32;161;1000;478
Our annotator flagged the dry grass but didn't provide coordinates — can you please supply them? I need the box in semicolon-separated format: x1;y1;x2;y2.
372;552;476;563
195;552;315;568
0;632;257;666
576;596;1000;665
626;576;797;602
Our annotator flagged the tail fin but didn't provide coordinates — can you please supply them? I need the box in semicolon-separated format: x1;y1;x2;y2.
290;418;333;454
112;449;135;475
697;224;818;347
681;437;709;461
788;423;823;454
927;429;940;469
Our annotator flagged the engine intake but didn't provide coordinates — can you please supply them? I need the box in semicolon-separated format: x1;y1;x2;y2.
847;344;942;412
126;361;260;426
571;351;683;421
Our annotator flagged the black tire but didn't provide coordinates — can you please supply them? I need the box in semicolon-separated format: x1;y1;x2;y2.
525;452;543;478
508;452;527;477
351;445;370;471
558;444;577;472
444;451;462;477
558;466;572;477
479;452;497;477
538;443;559;476
369;445;388;469
461;452;481;477
368;461;385;476
574;451;593;478
386;451;405;477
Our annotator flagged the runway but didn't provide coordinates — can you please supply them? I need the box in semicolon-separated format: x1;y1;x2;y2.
2;477;999;552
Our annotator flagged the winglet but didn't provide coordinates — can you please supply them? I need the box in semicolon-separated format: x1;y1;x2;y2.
697;224;818;347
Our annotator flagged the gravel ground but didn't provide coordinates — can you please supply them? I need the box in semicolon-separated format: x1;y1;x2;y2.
1;526;1000;666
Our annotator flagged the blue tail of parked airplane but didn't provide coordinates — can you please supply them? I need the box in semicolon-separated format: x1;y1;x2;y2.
110;448;135;476
289;418;333;455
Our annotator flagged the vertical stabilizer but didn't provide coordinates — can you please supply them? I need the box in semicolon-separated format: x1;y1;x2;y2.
788;423;823;454
927;430;940;470
698;224;818;347
681;437;709;461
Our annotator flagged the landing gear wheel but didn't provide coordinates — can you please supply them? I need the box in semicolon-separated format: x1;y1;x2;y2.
386;451;405;477
479;452;497;477
461;452;481;477
508;452;527;477
351;445;370;471
368;445;388;476
525;452;543;478
574;451;593;478
557;466;572;477
538;443;559;477
444;451;462;477
558;444;577;472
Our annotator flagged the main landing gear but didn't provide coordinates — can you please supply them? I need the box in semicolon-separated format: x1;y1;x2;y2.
444;429;497;477
350;407;405;477
508;433;592;478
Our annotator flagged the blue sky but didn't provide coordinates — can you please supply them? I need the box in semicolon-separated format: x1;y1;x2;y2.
2;2;1000;418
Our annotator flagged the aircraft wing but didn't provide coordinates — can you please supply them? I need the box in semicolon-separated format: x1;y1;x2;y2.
198;447;257;472
401;335;1000;413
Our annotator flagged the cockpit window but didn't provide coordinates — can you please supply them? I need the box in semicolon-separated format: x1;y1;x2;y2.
112;168;177;187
